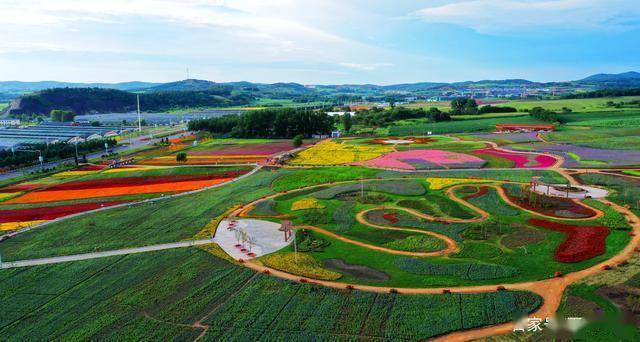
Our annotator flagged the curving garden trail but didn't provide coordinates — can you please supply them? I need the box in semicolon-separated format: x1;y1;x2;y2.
227;140;640;341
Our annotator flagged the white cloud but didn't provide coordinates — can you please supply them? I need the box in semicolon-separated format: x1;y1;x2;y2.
413;0;640;34
339;62;394;71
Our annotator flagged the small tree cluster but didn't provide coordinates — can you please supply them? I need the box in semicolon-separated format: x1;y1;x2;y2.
450;98;478;115
50;109;75;122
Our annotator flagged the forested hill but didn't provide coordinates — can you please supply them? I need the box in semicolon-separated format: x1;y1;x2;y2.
5;87;252;116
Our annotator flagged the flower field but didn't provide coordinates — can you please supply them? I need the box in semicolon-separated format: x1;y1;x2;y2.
291;198;325;211
363;149;487;170
0;165;250;231
528;143;640;167
5;177;232;204
0;201;127;226
289;140;391;165
502;184;598;219
473;147;557;168
527;218;609;263
426;177;491;190
139;140;299;165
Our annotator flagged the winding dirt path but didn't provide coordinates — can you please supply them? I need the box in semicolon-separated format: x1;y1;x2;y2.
221;143;638;341
296;224;457;257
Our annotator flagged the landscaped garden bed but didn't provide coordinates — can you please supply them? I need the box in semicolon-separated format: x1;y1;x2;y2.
473;147;557;168
527;218;610;263
363;149;486;170
502;183;598;219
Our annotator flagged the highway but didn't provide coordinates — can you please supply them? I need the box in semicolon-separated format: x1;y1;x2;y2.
0;129;187;181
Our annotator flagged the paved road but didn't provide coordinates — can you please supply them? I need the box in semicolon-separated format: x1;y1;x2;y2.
0;129;187;181
0;239;215;269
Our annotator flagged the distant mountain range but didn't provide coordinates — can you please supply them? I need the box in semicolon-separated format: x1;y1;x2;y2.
1;71;639;97
2;71;640;116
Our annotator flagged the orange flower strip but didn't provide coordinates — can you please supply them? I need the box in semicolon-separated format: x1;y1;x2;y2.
5;178;232;204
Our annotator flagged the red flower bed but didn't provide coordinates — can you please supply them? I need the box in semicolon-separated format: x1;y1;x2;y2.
44;171;248;191
474;148;556;168
503;186;596;219
528;218;609;263
462;186;488;201
76;164;104;171
192;141;296;156
383;212;399;223
0;183;43;193
0;201;128;223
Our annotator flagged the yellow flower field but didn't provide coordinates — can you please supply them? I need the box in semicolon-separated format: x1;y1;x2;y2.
0;192;19;202
0;220;46;231
291;198;325;211
426;177;492;190
289;140;391;165
260;252;341;280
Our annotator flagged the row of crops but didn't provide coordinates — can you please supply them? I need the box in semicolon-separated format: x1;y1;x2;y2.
0;248;541;341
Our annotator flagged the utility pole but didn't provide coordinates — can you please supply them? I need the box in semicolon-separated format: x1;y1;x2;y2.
293;231;298;263
74;137;79;165
137;94;142;132
38;150;43;171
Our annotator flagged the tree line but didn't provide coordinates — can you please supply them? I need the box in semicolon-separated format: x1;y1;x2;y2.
9;87;253;116
352;107;451;127
188;108;334;138
563;88;640;99
0;138;117;169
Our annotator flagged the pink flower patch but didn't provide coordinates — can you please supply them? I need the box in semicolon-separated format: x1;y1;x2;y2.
364;150;486;170
474;148;557;169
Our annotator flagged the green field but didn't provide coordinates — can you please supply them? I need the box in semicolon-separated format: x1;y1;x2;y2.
0;247;542;340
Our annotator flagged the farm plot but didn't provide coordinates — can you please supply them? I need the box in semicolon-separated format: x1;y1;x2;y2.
0;165;250;232
0;248;543;341
139;139;298;165
0;168;277;260
288;140;391;165
461;131;541;144
362;149;487;170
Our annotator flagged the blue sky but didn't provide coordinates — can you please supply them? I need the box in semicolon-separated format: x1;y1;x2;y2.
0;0;638;84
